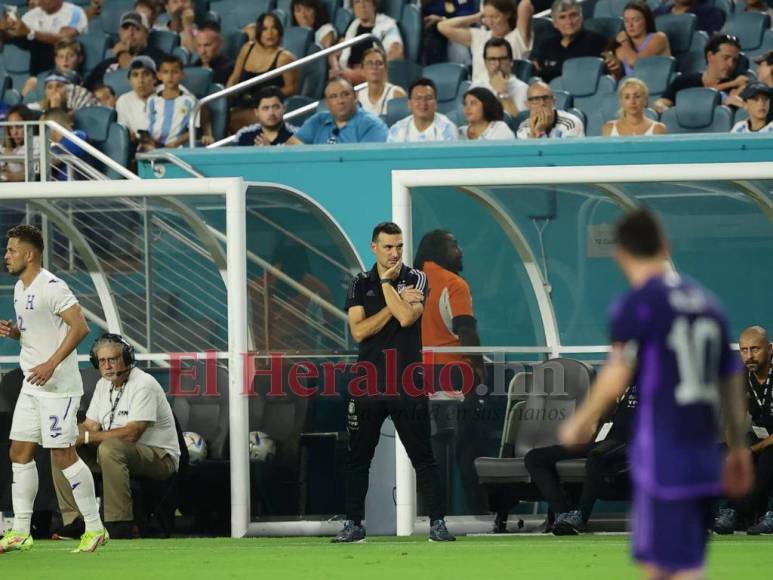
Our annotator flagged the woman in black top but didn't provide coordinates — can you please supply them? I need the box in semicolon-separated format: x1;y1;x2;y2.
227;12;299;132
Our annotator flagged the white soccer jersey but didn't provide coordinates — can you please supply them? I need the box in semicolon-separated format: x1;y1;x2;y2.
147;91;199;146
22;2;88;35
14;268;83;398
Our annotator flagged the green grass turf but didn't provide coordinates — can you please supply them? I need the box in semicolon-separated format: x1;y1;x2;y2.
2;535;772;579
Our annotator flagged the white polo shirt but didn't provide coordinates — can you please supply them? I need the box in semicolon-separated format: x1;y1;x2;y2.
15;268;82;398
22;2;88;35
86;367;181;469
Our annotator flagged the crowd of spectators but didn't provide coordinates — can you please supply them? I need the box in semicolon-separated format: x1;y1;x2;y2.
0;0;771;172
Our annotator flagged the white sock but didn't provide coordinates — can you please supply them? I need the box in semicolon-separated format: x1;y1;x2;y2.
62;459;103;533
11;461;38;535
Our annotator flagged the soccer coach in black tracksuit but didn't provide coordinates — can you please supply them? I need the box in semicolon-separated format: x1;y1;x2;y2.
332;221;455;543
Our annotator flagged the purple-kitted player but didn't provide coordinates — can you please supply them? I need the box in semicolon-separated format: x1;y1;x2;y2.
560;209;753;580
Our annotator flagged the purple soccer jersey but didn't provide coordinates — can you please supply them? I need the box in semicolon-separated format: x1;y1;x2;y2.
610;272;740;500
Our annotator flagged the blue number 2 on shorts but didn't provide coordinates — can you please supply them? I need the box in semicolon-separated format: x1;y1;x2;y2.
49;415;62;438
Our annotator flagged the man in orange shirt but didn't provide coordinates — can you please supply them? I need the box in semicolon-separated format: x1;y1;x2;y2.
415;230;484;383
415;229;487;511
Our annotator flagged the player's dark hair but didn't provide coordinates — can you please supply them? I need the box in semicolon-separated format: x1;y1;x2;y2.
414;229;452;270
371;221;401;242
7;224;44;253
615;209;664;258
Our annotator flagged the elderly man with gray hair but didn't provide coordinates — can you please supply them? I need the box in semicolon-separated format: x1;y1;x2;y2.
51;333;180;540
530;0;607;82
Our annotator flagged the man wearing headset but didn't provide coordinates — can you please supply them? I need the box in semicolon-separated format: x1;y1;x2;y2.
51;333;180;540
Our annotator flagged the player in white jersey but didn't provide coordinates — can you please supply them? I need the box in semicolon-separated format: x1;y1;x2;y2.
0;225;107;554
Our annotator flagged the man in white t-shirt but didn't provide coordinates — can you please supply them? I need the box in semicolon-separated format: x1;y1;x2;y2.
0;0;88;75
387;78;458;143
51;333;180;540
0;225;106;554
116;55;157;149
473;37;528;117
516;81;584;139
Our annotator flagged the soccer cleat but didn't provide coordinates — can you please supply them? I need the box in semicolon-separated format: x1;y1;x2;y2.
712;508;737;535
429;519;456;542
747;511;773;535
52;518;85;540
552;510;586;535
0;530;33;553
71;528;109;553
331;520;366;543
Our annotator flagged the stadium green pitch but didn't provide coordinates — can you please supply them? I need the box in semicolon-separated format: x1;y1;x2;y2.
2;536;772;579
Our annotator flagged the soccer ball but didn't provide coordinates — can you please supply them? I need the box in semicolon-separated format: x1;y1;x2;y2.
249;431;276;463
184;431;208;465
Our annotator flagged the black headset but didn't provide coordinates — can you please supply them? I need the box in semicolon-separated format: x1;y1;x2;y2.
89;332;136;369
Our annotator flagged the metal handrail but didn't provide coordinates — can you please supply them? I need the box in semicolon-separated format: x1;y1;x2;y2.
43;120;139;181
188;33;377;147
137;150;206;177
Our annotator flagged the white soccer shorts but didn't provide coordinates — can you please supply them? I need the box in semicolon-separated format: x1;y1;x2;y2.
9;393;80;449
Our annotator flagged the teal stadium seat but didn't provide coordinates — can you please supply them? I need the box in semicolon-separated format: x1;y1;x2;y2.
0;71;10;102
182;67;214;98
299;43;328;100
592;0;630;18
676;30;709;74
553;89;574;110
733;106;748;125
284;26;314;58
284;95;317;126
334;8;354;37
98;0;135;36
218;0;275;33
104;68;132;97
660;87;732;133
549;56;616;115
174;46;192;66
586;91;659;136
422;62;468;114
388;59;422;92
655;13;696;55
723;12;770;54
208;83;229;141
566;106;587;130
583;16;623;42
454;79;472;112
224;31;248;62
74;106;130;179
383;0;405;20
79;32;110;75
532;17;558;46
399;4;422;63
628;55;677;102
385;96;410;127
581;0;600;18
512;59;533;83
2;89;22;106
273;8;290;28
321;0;340;22
1;43;31;90
148;29;181;55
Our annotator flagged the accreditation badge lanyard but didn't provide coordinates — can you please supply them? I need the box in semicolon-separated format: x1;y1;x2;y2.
748;358;773;422
106;386;125;431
